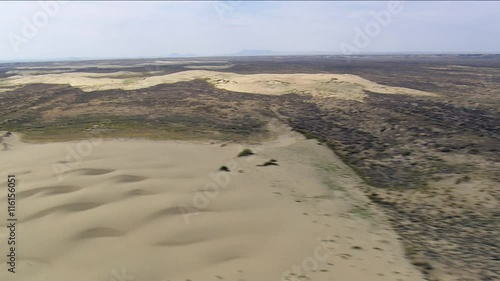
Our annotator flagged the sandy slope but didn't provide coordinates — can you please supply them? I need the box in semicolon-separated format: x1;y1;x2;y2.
0;130;423;281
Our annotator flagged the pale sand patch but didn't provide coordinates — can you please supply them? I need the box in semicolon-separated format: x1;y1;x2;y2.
184;64;235;70
2;70;437;101
13;64;137;70
0;87;16;93
6;69;77;76
12;61;229;70
149;60;229;65
0;130;424;281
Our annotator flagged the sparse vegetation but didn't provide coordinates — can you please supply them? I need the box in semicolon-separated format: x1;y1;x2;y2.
1;56;499;281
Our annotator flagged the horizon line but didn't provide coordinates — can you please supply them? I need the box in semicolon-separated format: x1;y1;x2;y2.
2;52;500;64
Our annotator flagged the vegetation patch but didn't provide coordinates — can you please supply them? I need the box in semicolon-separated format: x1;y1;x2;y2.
349;205;374;218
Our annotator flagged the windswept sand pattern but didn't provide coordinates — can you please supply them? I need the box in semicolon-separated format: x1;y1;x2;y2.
64;168;115;176
110;175;149;183
11;185;81;199
73;227;125;240
23;202;103;222
0;132;424;281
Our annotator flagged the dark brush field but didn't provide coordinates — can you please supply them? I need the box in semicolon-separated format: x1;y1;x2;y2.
1;55;499;281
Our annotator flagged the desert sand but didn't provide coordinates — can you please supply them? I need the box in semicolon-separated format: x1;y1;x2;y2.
0;127;423;281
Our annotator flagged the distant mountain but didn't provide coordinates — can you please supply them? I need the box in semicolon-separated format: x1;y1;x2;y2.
225;50;339;57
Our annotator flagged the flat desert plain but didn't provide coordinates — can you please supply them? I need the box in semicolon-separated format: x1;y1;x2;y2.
0;128;423;281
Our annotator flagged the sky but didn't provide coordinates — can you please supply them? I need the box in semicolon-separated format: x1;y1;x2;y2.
1;1;499;61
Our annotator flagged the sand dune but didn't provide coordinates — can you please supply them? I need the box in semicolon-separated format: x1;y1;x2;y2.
1;70;437;101
0;130;423;281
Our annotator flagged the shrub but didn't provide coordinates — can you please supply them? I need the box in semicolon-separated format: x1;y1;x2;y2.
219;166;230;172
237;148;254;157
258;159;278;167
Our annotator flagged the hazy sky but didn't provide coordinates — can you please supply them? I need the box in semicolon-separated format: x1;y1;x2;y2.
1;1;499;61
